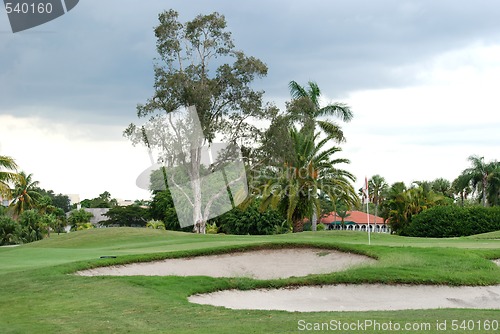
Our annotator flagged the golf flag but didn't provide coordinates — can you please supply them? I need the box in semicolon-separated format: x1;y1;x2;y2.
362;176;370;204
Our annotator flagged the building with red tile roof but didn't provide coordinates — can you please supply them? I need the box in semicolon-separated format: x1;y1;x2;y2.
320;210;390;233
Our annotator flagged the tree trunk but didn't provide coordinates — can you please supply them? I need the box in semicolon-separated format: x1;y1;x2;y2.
312;210;317;232
293;219;305;233
191;172;205;234
482;174;487;207
194;219;206;234
190;145;205;234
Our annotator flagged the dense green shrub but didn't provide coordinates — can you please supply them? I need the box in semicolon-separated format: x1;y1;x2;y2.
19;210;46;243
1;210;67;245
206;222;218;234
76;222;95;231
146;220;166;230
303;221;327;231
68;209;93;230
102;205;150;227
0;215;20;245
404;205;500;237
148;190;191;231
211;202;287;235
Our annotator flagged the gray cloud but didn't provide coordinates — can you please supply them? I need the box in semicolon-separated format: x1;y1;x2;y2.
1;0;500;123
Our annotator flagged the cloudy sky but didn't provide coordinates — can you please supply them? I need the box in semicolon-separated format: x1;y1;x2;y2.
1;0;500;201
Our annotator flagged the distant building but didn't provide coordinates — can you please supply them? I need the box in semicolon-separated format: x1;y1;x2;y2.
116;199;134;207
321;211;390;233
83;208;110;226
66;194;81;209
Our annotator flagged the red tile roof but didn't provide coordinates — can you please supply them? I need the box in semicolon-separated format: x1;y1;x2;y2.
320;211;385;225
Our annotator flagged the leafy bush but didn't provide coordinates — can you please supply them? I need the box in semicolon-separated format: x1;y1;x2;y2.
273;220;292;234
19;210;45;243
101;205;150;227
76;222;95;231
0;215;20;245
404;205;500;237
146;220;166;230
149;190;187;231
1;210;66;244
212;201;287;235
206;222;218;234
303;221;326;231
68;209;93;230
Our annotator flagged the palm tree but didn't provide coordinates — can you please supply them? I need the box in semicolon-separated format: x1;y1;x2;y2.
368;175;388;224
0;215;20;245
288;81;353;142
452;174;472;206
381;183;446;234
462;155;499;207
260;128;358;232
9;172;41;219
336;210;351;230
0;155;19;199
487;166;500;206
431;178;453;198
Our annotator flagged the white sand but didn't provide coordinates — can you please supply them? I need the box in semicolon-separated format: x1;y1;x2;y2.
189;284;500;312
77;250;500;311
76;248;375;279
494;259;500;266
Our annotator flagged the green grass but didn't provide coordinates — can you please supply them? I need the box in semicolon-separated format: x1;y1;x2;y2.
1;228;499;333
468;230;500;240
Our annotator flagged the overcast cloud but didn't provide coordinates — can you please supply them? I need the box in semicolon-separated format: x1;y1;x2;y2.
1;0;500;200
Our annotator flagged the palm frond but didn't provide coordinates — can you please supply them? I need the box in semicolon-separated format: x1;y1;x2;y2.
288;80;308;100
0;156;18;170
316;120;345;143
317;103;353;122
307;81;321;108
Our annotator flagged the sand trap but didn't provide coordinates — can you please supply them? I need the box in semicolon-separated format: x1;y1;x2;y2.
494;259;500;266
77;248;375;279
189;284;500;312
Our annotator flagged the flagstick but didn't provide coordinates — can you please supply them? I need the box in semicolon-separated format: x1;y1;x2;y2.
364;176;371;246
366;199;371;245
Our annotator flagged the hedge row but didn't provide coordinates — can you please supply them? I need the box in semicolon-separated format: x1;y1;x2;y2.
404;206;500;238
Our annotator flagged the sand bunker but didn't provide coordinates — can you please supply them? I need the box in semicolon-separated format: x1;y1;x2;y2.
189;284;500;312
77;250;500;311
77;248;375;279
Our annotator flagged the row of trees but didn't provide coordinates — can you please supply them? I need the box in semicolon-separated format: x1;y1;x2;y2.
363;155;500;234
0;156;74;244
127;10;500;235
0;158;71;215
80;191;118;209
1;154;167;242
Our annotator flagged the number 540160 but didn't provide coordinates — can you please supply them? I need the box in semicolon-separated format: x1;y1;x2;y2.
451;320;499;331
5;2;53;14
